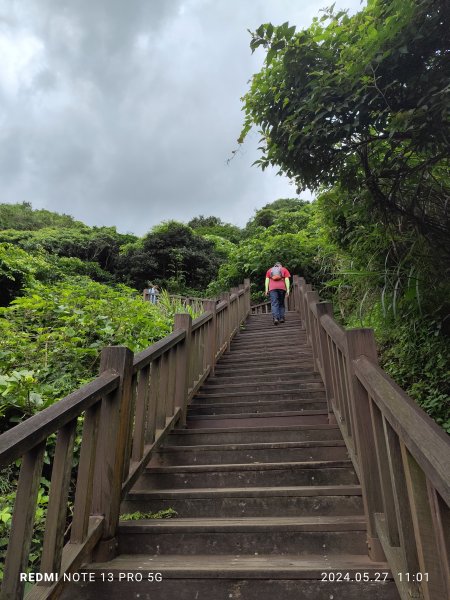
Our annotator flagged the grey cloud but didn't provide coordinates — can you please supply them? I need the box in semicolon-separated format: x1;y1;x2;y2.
0;0;365;235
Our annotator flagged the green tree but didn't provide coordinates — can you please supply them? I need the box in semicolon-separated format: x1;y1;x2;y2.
116;221;223;293
0;202;84;230
240;0;450;249
188;215;242;243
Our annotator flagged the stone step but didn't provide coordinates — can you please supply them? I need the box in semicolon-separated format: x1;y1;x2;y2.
168;424;342;445
186;411;330;429
135;460;357;489
154;440;348;465
187;399;327;416
61;555;398;600
117;515;368;555
121;485;364;518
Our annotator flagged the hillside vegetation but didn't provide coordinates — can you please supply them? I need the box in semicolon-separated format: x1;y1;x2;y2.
0;0;448;578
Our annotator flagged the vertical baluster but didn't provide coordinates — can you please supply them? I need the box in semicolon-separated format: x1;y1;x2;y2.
303;284;313;343
146;358;160;443
315;303;336;424
205;301;217;376
2;442;46;600
244;278;251;317
71;403;101;543
427;486;450;598
166;347;177;418
383;419;421;589
156;351;169;431
370;404;400;547
40;421;77;580
123;371;138;481
221;292;231;350
402;445;447;600
132;364;150;462
174;314;192;426
328;339;342;419
338;350;353;439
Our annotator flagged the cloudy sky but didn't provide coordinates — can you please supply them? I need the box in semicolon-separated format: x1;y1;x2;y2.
0;0;364;235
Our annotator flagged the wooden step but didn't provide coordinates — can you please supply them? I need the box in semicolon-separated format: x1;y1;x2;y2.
206;372;322;385
154;440;348;465
187;398;327;415
186;410;330;429
193;389;326;402
121;485;364;518
117;515;368;555
168;424;342;445
60;554;398;600
213;364;316;377
198;380;325;393
135;460;357;489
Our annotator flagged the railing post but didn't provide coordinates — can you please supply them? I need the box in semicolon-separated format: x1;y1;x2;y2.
315;302;337;425
92;346;133;561
174;313;192;428
204;300;217;376
297;277;306;327
345;329;385;561
305;290;320;372
220;292;231;350
244;278;251;317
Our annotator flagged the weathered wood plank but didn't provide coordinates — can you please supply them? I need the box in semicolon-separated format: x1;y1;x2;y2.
374;513;421;600
346;328;385;561
132;330;185;373
156;350;169;431
132;364;150;463
92;346;133;542
40;421;77;579
145;357;160;444
3;442;46;600
383;419;421;579
71;403;101;544
353;356;450;506
25;516;104;600
370;405;400;547
427;483;450;598
402;444;447;600
191;311;213;332
121;407;181;497
0;373;118;468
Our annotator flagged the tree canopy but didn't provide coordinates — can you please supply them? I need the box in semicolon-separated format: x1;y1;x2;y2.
240;0;450;248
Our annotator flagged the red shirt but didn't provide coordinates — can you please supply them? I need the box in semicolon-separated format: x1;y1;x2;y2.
265;266;291;291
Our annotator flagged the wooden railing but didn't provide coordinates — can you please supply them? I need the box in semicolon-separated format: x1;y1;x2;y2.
292;275;450;600
250;293;296;314
0;280;251;600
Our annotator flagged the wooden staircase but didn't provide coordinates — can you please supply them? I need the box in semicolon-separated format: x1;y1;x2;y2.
61;312;399;599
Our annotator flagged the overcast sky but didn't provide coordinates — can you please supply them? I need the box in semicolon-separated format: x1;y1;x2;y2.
0;0;364;235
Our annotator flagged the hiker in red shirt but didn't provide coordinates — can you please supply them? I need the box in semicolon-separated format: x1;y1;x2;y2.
264;262;291;325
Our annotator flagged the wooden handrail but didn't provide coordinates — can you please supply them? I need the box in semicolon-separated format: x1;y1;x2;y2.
0;278;251;600
292;274;450;600
353;356;450;506
0;373;120;467
132;329;186;372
